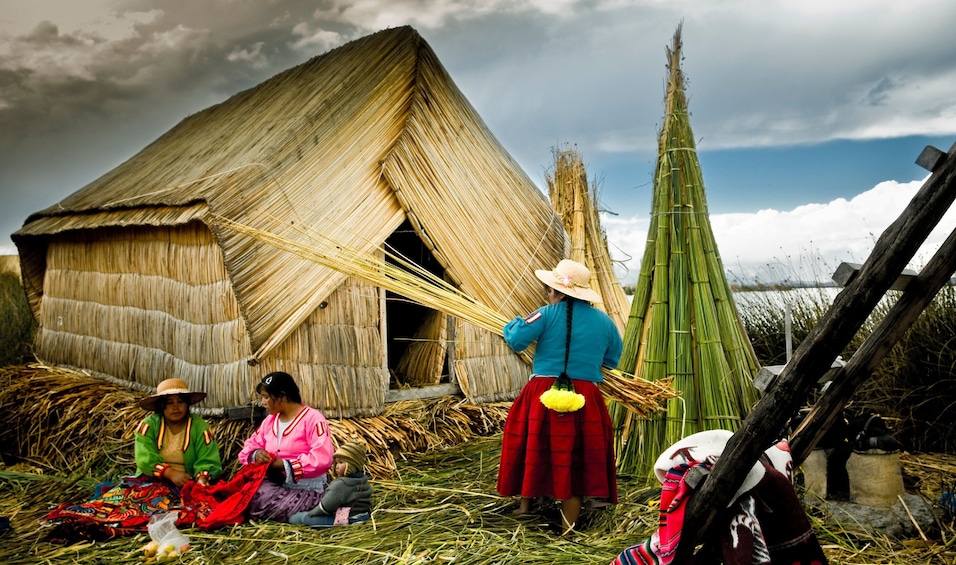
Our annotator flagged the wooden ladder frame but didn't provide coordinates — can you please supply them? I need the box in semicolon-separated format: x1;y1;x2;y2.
673;140;956;562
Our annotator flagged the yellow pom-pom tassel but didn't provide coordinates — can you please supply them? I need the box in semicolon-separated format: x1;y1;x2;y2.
539;387;585;412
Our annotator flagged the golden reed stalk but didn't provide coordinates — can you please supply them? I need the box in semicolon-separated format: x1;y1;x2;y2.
216;215;675;416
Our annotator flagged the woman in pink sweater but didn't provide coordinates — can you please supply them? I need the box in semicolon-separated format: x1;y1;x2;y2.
238;371;334;522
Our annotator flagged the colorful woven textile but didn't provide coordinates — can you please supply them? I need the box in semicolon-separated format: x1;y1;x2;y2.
45;476;195;542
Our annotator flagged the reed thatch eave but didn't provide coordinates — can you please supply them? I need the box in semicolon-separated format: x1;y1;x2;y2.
381;33;568;322
12;203;213;320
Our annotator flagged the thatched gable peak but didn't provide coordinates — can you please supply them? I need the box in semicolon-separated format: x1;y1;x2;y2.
13;26;567;413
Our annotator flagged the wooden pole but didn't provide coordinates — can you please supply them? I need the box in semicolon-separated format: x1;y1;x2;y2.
790;223;956;464
673;141;956;562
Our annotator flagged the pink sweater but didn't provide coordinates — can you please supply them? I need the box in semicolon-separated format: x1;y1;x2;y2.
238;405;334;482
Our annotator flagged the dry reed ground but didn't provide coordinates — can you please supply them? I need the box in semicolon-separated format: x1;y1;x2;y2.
0;364;954;564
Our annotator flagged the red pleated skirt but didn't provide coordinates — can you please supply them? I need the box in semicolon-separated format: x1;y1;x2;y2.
497;376;618;503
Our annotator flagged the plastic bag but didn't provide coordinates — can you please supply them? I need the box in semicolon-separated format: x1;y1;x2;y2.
144;511;190;560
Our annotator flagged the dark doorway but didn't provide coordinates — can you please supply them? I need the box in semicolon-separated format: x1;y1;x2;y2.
383;220;447;386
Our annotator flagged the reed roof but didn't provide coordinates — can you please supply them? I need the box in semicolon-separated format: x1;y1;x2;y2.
13;26;566;360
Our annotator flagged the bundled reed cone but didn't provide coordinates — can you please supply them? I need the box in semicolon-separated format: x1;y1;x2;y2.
216;216;676;417
612;25;762;474
546;147;631;332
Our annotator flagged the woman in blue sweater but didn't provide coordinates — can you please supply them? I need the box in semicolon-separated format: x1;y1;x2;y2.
497;259;623;534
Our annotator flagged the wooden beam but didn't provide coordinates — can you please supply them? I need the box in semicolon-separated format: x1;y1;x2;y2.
673;141;956;563
225;405;265;421
790;226;956;465
753;358;845;392
832;261;917;291
446;314;457;385
917;144;947;172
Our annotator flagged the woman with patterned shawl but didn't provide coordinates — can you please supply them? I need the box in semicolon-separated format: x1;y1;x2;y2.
45;378;222;542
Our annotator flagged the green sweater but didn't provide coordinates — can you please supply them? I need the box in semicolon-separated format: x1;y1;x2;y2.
134;412;223;482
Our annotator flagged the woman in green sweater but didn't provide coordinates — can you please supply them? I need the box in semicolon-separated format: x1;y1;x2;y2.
135;378;223;486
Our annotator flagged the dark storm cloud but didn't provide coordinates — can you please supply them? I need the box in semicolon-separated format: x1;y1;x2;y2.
2;0;956;267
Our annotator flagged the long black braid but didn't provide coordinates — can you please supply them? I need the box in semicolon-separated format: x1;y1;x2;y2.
555;297;577;390
560;298;575;380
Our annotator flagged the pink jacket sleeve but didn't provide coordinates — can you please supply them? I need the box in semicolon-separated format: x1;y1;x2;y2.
289;407;334;481
238;414;274;464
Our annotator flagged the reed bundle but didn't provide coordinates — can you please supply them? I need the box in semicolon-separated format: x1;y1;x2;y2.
546;147;631;333
395;310;447;386
612;26;761;474
216;216;676;417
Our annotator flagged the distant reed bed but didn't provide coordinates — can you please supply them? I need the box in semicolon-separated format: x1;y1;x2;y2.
0;264;35;366
735;284;956;453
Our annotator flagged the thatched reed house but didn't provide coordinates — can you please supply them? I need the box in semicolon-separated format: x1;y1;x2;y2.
12;26;568;417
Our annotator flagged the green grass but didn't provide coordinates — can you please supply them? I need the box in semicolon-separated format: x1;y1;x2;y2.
736;284;956;452
0;270;35;366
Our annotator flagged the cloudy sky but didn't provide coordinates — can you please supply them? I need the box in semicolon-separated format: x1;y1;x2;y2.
2;0;956;285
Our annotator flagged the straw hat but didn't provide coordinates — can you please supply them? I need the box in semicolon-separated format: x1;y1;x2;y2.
534;259;602;303
334;441;367;475
139;378;207;411
652;430;792;504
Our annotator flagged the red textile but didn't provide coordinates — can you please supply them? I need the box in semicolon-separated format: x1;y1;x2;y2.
610;461;702;565
44;476;197;542
180;461;270;530
612;459;828;565
497;376;617;502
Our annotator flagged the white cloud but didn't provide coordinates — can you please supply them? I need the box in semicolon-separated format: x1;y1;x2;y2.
290;23;341;52
606;177;956;286
311;0;531;31
227;41;269;68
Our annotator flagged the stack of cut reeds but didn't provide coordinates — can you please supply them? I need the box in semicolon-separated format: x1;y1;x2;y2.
395;309;447;386
612;25;762;474
545;147;631;333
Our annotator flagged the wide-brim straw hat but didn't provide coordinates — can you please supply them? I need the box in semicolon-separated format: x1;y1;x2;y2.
139;378;207;411
534;259;602;303
652;430;792;504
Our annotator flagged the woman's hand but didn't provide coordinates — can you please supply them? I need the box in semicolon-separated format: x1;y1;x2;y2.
195;475;210;487
252;449;274;464
164;467;193;487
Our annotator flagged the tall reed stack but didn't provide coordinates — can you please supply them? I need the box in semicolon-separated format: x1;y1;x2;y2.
546;147;631;333
612;25;762;474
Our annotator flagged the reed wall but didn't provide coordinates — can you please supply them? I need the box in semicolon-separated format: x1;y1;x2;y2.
453;320;529;403
35;222;392;417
